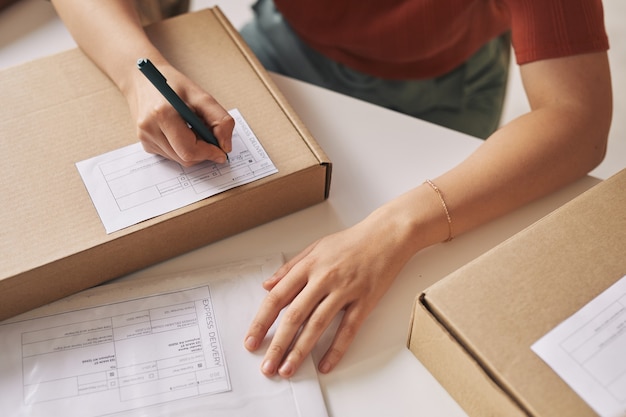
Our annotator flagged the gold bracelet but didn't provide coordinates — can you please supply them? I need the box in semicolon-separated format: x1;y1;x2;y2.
424;179;453;242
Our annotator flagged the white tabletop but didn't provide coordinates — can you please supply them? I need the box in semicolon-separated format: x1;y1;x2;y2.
0;2;602;416
116;72;599;416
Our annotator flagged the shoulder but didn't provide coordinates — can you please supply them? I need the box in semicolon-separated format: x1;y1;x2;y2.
504;0;609;65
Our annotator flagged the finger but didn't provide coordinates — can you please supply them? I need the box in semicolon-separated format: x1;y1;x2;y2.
317;304;367;374
140;133;178;162
137;114;182;162
244;270;308;353
136;101;209;165
208;112;235;153
259;299;317;376
188;92;234;153
263;242;319;291
258;273;334;377
160;112;226;165
141;123;212;167
277;293;346;378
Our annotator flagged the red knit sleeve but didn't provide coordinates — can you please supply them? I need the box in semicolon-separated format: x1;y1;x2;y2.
506;0;609;65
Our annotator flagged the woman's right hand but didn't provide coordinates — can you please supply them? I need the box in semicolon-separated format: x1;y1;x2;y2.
51;1;234;165
127;62;234;166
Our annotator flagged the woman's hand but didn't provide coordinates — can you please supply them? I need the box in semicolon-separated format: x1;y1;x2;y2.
127;62;234;166
51;0;234;165
243;197;431;378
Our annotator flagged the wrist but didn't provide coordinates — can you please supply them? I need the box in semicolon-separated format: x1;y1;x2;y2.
365;182;455;256
423;179;453;242
118;52;170;99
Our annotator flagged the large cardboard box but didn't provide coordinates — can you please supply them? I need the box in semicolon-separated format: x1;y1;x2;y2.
408;169;626;417
0;8;331;321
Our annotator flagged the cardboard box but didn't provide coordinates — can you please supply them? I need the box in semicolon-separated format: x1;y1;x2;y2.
408;169;626;417
0;7;331;321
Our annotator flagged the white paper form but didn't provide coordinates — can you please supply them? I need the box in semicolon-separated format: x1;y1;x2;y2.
18;288;230;412
0;255;328;417
76;109;278;234
532;275;626;417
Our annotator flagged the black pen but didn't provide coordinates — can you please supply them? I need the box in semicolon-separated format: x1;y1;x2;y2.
136;58;228;161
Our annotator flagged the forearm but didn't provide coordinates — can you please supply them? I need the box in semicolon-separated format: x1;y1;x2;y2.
51;0;166;95
437;106;606;234
441;52;611;238
372;112;606;259
374;52;612;254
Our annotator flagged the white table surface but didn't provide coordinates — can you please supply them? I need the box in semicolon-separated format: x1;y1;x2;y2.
121;74;598;417
0;2;602;416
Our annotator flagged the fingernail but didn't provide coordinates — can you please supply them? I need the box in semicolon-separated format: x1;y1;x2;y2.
262;276;279;289
262;359;277;375
319;361;331;374
244;336;258;350
263;276;277;285
278;360;294;377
